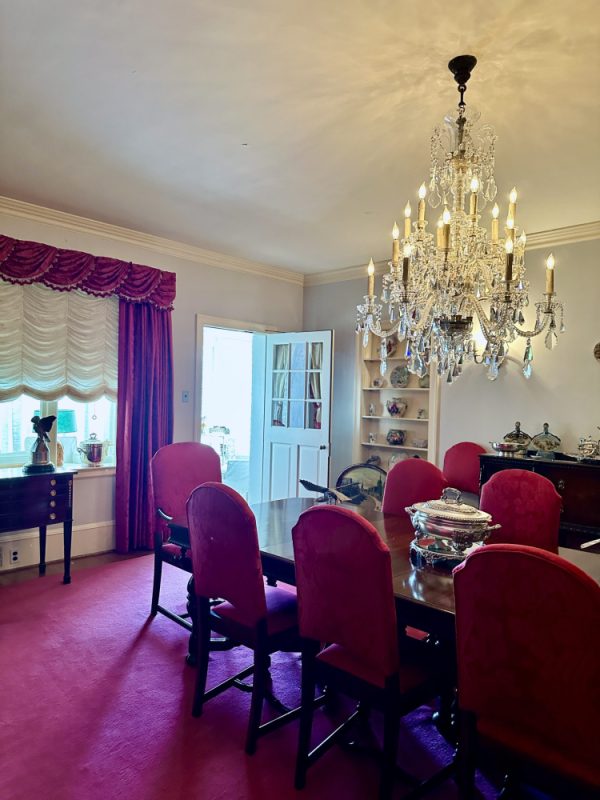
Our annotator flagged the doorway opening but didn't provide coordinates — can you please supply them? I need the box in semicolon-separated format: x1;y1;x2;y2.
200;326;254;499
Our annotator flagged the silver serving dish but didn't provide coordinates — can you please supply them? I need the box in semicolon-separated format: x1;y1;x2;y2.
490;441;526;456
406;488;500;569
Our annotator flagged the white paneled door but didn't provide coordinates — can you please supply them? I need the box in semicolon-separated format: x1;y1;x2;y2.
260;331;332;502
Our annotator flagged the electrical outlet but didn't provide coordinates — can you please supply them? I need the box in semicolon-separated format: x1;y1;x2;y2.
181;390;191;403
10;548;19;564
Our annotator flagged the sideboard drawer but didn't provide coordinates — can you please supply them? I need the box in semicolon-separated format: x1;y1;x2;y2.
534;464;600;529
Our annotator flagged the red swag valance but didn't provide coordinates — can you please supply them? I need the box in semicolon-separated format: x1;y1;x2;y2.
0;234;176;310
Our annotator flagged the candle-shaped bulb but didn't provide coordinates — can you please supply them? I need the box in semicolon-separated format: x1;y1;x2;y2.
507;187;517;227
509;187;518;204
519;230;526;246
506;217;514;230
545;253;555;294
367;257;375;296
491;203;499;242
469;176;479;216
442;207;451;225
402;244;411;284
417;183;427;224
391;222;400;266
470;176;480;193
404;202;412;236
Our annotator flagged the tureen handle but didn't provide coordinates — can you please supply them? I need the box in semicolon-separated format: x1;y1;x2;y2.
441;487;462;505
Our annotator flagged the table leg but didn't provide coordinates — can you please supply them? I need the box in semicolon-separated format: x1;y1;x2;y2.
63;520;72;584
39;525;47;576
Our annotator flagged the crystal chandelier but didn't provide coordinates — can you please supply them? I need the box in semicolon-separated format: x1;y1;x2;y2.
356;55;564;383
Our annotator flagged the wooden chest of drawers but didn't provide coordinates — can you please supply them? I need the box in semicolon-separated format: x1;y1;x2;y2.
0;468;76;582
479;454;600;549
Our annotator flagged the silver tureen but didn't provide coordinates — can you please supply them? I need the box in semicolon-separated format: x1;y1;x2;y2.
406;488;500;570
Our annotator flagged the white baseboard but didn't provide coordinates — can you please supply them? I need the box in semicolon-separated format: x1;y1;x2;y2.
0;521;115;571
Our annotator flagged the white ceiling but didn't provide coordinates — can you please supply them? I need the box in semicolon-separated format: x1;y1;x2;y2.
1;0;599;273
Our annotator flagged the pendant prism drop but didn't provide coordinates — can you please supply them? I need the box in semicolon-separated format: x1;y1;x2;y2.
523;361;532;379
362;331;369;349
544;330;558;350
380;360;387;376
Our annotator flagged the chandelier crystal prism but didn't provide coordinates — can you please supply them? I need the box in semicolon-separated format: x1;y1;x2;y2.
356;55;565;383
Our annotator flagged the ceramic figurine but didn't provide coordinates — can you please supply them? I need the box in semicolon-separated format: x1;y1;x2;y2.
503;421;532;448
368;432;377;444
531;423;561;452
417;408;428;419
368;403;376;416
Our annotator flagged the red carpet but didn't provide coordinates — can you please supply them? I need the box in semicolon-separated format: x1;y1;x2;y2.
0;556;494;799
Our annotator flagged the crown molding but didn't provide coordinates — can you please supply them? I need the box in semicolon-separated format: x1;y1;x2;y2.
304;221;600;286
0;196;305;286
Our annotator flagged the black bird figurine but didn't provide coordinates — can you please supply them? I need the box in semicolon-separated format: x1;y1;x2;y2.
31;415;57;442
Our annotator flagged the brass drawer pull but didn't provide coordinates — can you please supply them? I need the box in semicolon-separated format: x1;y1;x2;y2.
49;512;56;520
50;489;57;497
50;479;57;486
50;500;56;508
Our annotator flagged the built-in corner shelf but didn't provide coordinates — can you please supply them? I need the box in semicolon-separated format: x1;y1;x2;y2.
357;336;437;471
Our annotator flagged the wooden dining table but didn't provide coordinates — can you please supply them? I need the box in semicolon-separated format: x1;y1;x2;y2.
168;496;600;660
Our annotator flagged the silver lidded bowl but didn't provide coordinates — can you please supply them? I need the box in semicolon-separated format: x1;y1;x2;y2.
406;487;500;570
489;441;526;456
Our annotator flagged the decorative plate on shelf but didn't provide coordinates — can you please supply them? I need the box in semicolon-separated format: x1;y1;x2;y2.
390;365;409;388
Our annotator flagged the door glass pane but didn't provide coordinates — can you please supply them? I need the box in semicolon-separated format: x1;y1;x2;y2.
291;342;306;370
273;344;290;370
307;371;321;400
307;402;322;430
309;342;323;370
289;401;305;428
290;371;305;400
272;372;288;400
272;401;287;428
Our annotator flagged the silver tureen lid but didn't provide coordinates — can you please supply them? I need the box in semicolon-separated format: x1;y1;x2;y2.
410;488;492;526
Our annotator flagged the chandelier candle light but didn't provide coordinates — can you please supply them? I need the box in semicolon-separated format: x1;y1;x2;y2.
356;55;565;383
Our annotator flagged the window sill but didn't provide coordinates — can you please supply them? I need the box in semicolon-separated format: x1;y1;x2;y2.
69;464;116;479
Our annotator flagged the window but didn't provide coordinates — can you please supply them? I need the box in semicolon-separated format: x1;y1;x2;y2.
0;395;117;468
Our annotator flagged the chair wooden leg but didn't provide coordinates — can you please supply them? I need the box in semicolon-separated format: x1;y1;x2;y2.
456;709;477;800
245;647;269;755
380;680;401;800
295;645;318;790
151;547;163;616
192;598;211;718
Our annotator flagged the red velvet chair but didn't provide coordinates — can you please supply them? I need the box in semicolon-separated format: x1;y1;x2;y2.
187;482;301;754
382;458;448;517
442;442;486;496
479;469;561;552
292;505;451;799
454;544;600;798
149;442;221;628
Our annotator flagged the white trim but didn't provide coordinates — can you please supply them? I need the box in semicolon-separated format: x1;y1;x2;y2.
0;195;305;287
0;520;115;571
305;221;600;286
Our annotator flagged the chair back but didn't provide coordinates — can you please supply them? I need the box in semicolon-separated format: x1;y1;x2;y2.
382;458;448;516
480;469;560;552
150;442;221;539
186;483;267;626
292;505;399;679
454;544;600;786
442;441;486;494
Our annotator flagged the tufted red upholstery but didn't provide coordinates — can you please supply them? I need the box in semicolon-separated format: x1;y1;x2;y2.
442;441;486;494
480;469;561;552
382;458;448;517
454;544;600;790
187;483;268;627
150;441;221;542
292;505;399;686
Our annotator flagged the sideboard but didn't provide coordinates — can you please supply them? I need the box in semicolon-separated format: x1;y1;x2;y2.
0;468;77;582
479;454;600;549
